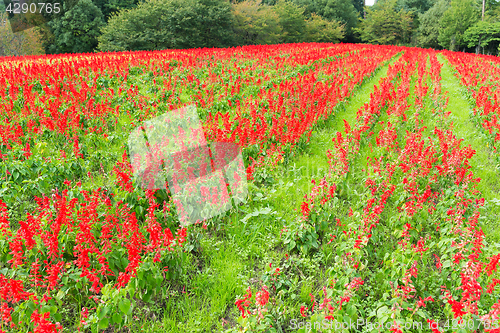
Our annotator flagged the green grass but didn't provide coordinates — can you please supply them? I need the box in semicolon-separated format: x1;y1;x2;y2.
122;236;247;333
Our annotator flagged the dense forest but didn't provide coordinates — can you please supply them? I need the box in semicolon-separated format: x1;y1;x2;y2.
0;0;499;56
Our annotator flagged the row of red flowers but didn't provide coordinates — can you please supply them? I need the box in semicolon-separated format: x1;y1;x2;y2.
230;49;500;332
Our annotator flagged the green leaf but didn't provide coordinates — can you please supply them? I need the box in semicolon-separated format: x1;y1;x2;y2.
27;300;36;311
142;290;152;303
119;299;131;314
139;276;146;289
98;317;109;330
347;304;356;316
129;283;136;298
377;305;388;318
112;313;123;325
416;310;426;318
41;305;51;314
155;275;163;288
98;306;109;320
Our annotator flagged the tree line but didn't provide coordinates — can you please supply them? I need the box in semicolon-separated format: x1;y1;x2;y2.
360;0;500;54
0;0;499;56
0;0;355;55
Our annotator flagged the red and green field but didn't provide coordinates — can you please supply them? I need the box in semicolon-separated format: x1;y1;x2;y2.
0;43;500;333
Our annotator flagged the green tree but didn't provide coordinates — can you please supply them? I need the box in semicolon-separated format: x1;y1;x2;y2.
319;0;358;38
93;0;140;21
46;0;105;53
98;0;234;52
352;0;365;16
197;0;235;47
273;0;307;43
232;0;281;45
483;0;500;22
289;0;358;39
396;0;432;13
355;0;414;45
438;0;479;51
305;12;344;42
464;20;500;54
417;0;448;48
288;0;317;16
233;0;343;45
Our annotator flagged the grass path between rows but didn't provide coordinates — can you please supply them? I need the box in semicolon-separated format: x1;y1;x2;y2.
437;54;500;243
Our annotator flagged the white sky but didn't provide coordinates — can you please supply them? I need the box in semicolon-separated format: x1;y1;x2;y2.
365;0;376;6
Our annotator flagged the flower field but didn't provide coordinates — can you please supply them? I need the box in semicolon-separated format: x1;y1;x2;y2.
0;43;499;333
